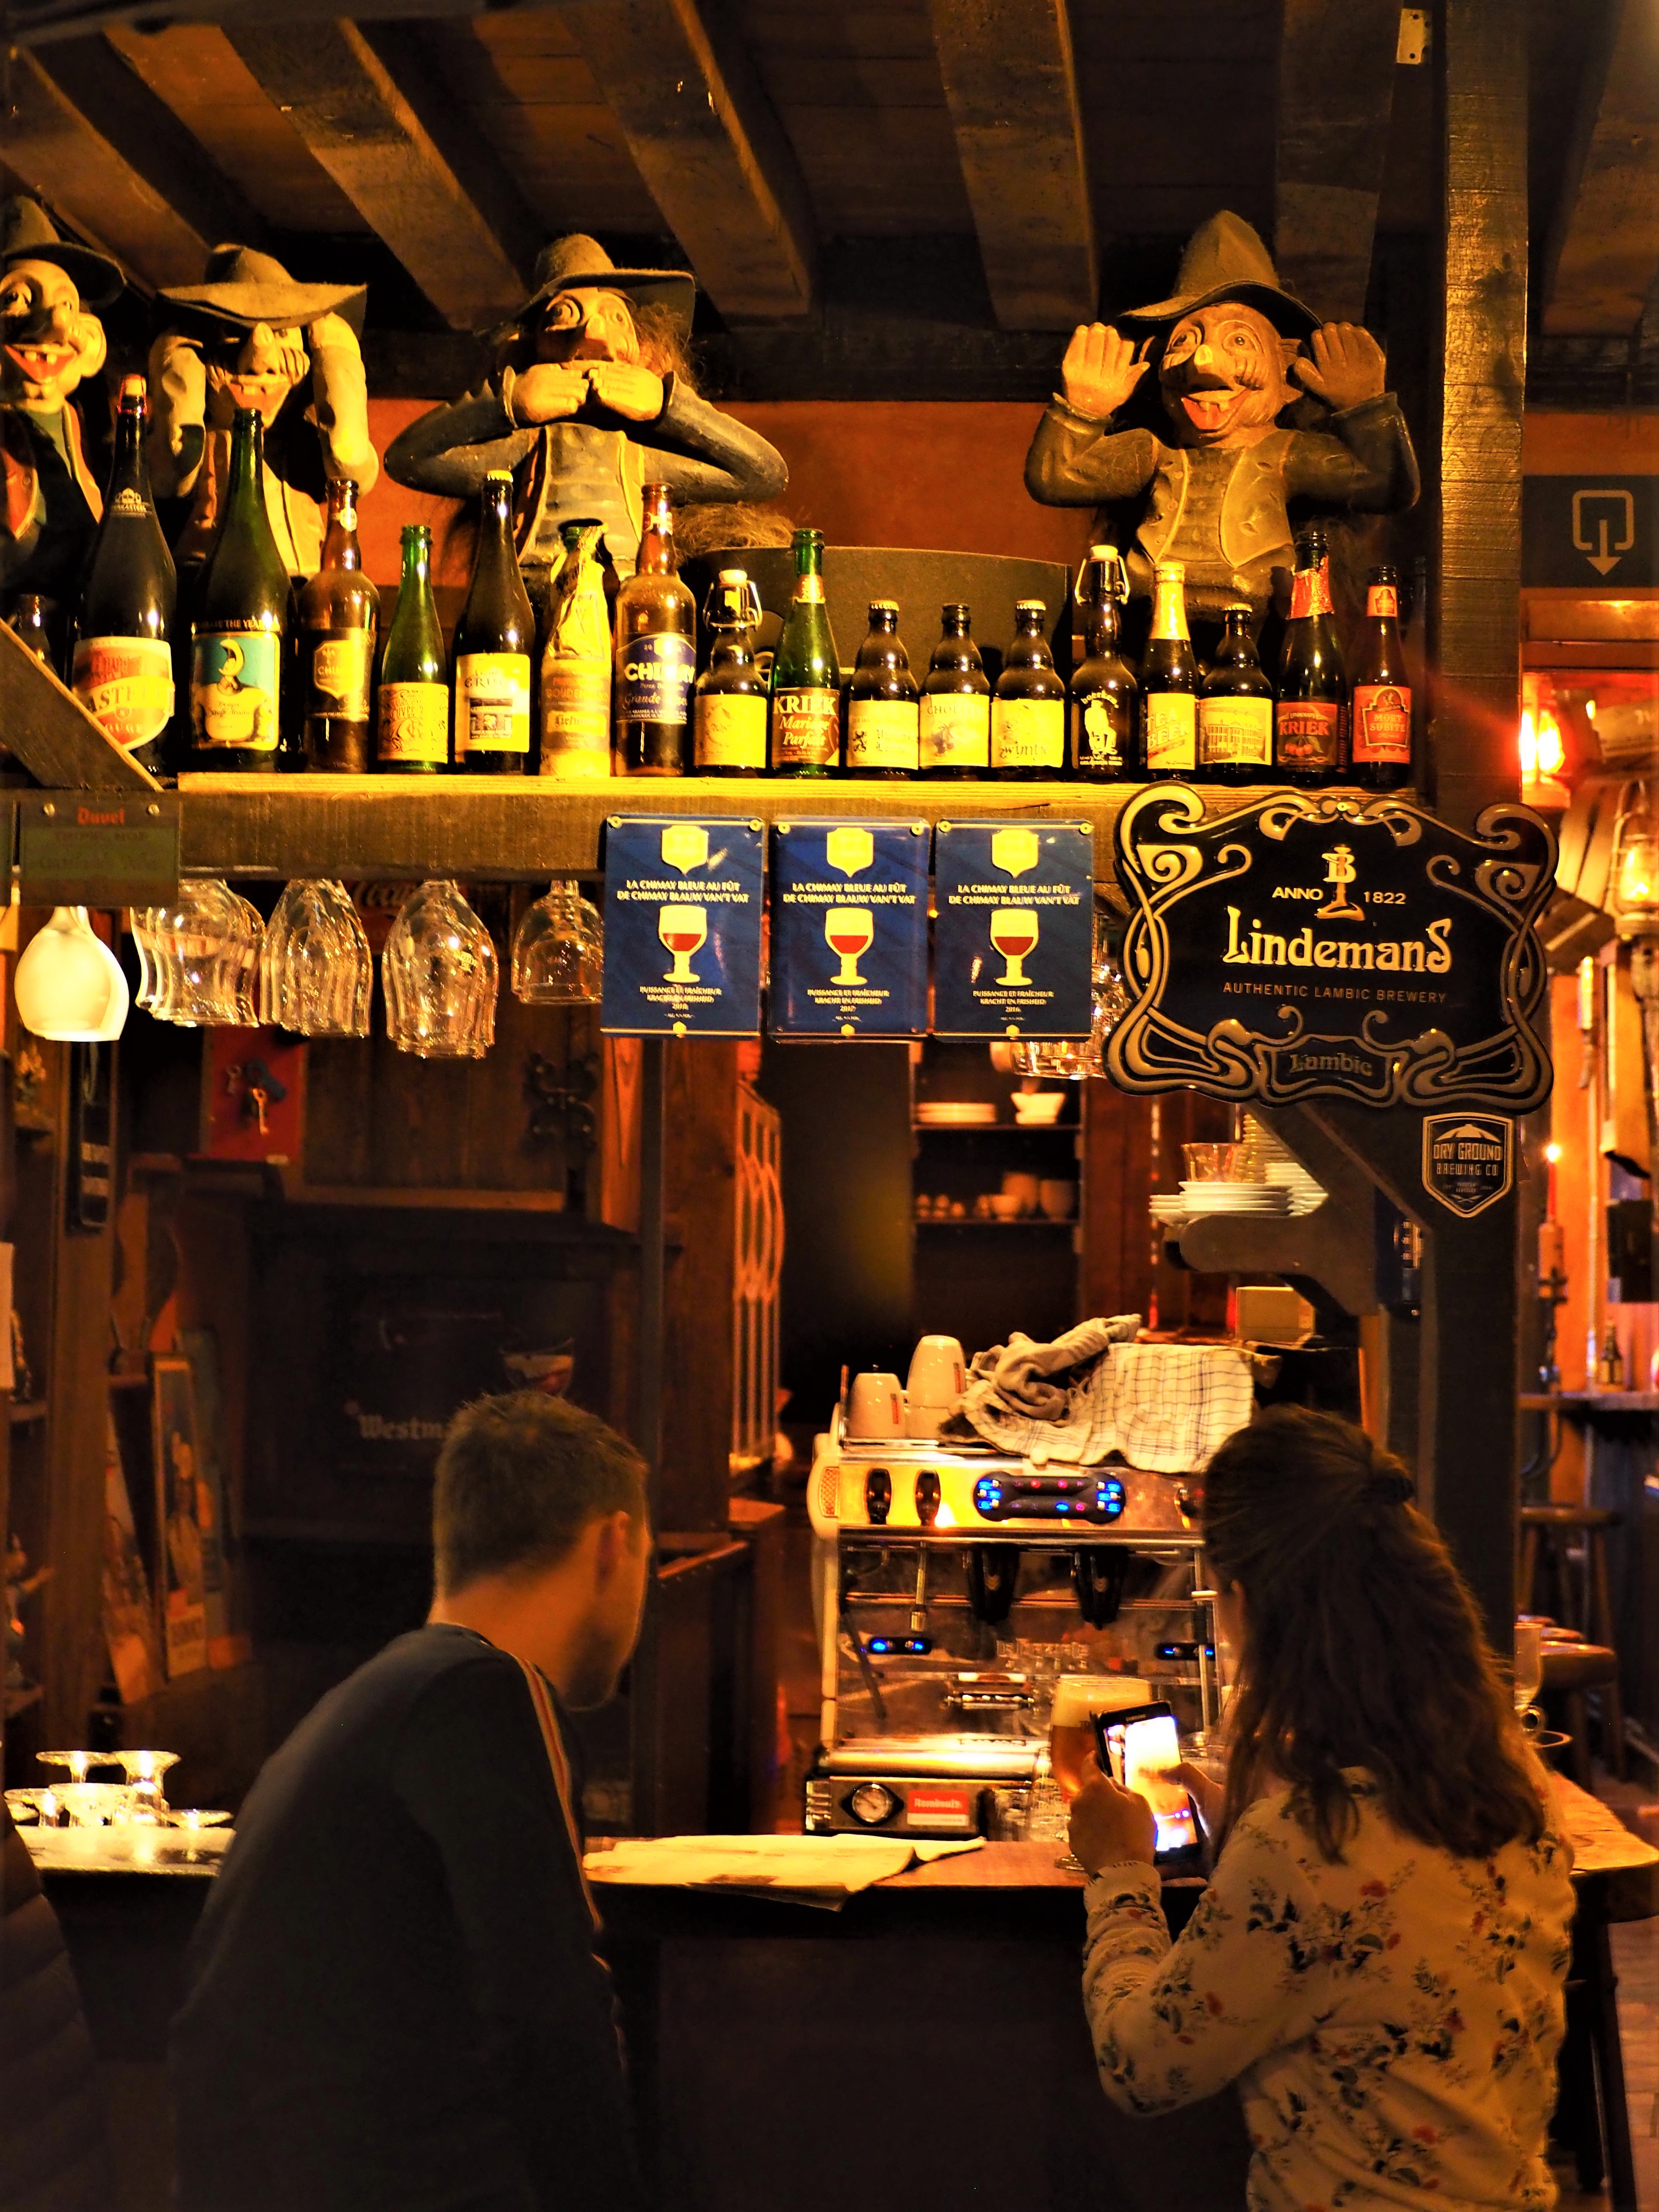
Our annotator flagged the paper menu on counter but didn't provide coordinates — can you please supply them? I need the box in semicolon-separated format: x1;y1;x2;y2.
585;1832;982;1907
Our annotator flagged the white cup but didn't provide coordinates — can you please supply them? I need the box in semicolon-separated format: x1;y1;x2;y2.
1000;1172;1040;1216
847;1372;905;1438
907;1334;967;1407
1040;1179;1077;1220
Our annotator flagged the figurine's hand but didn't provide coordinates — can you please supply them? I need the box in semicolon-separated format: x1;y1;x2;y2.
1290;323;1386;413
151;331;206;423
584;361;665;423
304;310;358;363
511;362;594;424
1061;324;1150;420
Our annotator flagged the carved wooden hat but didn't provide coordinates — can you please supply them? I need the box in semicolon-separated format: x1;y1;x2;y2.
158;246;367;331
514;233;695;336
2;197;123;309
1119;211;1319;338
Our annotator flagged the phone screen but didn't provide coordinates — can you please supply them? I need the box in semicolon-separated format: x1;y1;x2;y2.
1101;1709;1199;1857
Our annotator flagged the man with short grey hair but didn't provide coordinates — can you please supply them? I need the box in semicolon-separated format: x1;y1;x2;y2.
172;1392;652;2212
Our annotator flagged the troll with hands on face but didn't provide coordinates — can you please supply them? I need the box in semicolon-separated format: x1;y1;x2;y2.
1025;211;1418;626
1;197;124;614
147;246;379;580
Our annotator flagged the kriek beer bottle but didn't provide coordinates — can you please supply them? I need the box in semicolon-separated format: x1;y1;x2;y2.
770;528;840;776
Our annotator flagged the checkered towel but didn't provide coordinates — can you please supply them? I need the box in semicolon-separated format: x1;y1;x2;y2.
958;1319;1256;1473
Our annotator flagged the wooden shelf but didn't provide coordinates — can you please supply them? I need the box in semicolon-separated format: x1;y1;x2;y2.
915;1215;1075;1228
147;774;1398;883
1519;1390;1659;1414
913;1120;1079;1134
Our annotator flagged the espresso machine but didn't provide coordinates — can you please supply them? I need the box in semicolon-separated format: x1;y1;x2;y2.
804;1418;1217;1839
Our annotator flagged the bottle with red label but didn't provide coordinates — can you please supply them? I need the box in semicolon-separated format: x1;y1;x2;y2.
71;375;177;775
1348;562;1412;791
1274;524;1347;787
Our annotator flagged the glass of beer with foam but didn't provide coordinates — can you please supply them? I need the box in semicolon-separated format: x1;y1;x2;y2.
1049;1676;1150;1869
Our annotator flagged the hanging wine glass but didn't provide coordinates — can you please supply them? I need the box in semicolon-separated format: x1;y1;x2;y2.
511;881;603;1005
383;880;498;1057
260;880;372;1037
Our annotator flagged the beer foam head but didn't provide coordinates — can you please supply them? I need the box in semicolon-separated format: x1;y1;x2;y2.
1050;1675;1148;1727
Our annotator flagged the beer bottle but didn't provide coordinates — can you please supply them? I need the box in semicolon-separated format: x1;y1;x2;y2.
190;406;290;769
539;520;612;780
920;604;990;780
454;469;534;775
1275;524;1347;785
9;594;56;667
770;527;840;776
695;570;768;777
1069;552;1138;780
1196;604;1273;786
1349;562;1412;792
614;481;695;775
991;599;1065;779
377;524;448;776
846;600;918;779
71;375;176;775
298;477;379;774
1140;560;1199;776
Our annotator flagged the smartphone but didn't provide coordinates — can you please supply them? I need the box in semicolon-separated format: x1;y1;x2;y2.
1092;1700;1202;1863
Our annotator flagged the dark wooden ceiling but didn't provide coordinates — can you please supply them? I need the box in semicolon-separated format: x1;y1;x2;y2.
3;0;1655;402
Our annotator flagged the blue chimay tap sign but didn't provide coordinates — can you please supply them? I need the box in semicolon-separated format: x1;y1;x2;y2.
933;820;1095;1038
601;816;764;1037
1107;787;1556;1110
771;820;930;1037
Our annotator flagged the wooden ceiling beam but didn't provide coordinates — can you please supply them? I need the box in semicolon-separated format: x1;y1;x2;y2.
1540;0;1659;335
925;0;1096;331
559;0;816;323
227;21;533;331
1;46;212;291
1274;0;1401;325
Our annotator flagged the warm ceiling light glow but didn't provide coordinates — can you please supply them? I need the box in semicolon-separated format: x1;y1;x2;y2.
1519;708;1536;777
1536;712;1565;777
1585;698;1598;721
13;906;129;1041
1545;1142;1562;1163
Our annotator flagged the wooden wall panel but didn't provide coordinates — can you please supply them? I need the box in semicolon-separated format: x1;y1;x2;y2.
1080;1082;1153;1327
1540;0;1659;335
661;1043;740;1534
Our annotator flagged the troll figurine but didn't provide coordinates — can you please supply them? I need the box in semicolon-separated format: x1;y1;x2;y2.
385;234;786;600
1;197;123;617
148;245;378;578
1026;211;1418;625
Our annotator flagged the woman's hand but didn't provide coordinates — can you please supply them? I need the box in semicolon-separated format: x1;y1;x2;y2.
1168;1759;1224;1840
1068;1753;1156;1874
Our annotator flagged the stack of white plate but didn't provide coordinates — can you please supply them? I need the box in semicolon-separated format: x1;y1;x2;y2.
1148;1194;1189;1223
1264;1160;1327;1214
917;1101;998;1127
1179;1179;1292;1217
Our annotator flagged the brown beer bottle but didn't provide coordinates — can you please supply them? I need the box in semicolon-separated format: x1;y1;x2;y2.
298;478;379;773
846;600;919;779
919;604;990;780
1068;553;1138;780
615;482;696;775
1275;525;1347;786
1140;560;1199;776
695;570;768;777
991;599;1066;780
1196;605;1274;787
1349;562;1412;792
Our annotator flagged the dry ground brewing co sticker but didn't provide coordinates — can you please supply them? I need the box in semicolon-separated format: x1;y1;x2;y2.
771;821;930;1037
1106;787;1556;1110
1421;1113;1515;1217
932;821;1094;1038
600;817;763;1037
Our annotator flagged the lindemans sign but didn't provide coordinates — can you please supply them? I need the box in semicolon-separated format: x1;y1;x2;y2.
1107;787;1556;1110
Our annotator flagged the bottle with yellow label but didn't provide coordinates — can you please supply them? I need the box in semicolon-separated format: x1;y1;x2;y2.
539;520;612;780
991;599;1065;779
770;528;841;776
920;604;990;779
1139;561;1199;775
1196;604;1273;786
299;477;379;773
695;570;768;776
377;524;448;775
454;467;534;775
846;600;919;778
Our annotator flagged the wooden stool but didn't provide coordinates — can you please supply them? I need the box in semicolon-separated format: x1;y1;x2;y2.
1553;1882;1640;2210
1519;1505;1626;1778
1540;1642;1624;1788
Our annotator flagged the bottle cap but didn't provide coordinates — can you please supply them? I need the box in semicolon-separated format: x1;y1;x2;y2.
869;598;899;614
118;374;146;404
719;568;750;583
483;467;514;484
400;522;432;545
941;602;970;621
1015;599;1046;615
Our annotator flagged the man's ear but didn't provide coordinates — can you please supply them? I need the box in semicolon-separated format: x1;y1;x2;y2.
590;1509;635;1585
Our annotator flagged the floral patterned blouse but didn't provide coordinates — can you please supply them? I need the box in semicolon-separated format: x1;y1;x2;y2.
1081;1772;1576;2210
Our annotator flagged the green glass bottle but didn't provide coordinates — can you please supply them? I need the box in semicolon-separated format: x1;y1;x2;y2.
1196;604;1274;787
769;527;840;776
71;375;177;777
376;524;449;775
189;406;290;770
991;599;1065;779
454;467;534;776
845;600;918;779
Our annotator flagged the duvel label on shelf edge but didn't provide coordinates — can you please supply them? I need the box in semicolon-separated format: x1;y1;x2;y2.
1106;786;1557;1111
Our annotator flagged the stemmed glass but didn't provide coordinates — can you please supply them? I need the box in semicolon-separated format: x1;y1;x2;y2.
825;908;874;986
383;881;498;1057
511;882;603;1006
658;905;707;983
1513;1619;1544;1734
137;880;261;1027
990;907;1040;986
260;880;372;1037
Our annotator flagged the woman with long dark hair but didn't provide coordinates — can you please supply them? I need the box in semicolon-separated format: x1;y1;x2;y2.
1069;1405;1574;2210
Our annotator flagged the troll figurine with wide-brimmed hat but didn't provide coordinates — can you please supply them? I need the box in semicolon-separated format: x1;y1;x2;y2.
147;245;379;578
1025;211;1418;624
384;234;787;589
1;196;124;614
